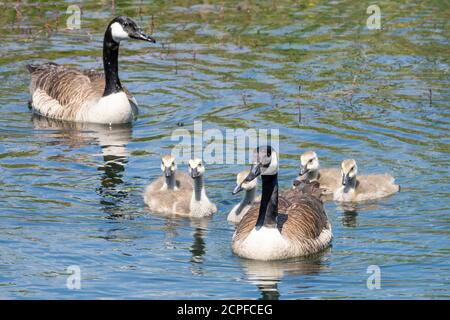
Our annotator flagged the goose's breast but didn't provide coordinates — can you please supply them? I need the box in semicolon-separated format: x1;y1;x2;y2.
233;227;290;260
79;92;136;124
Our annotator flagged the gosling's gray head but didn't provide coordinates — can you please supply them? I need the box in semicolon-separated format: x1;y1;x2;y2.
341;159;358;186
188;158;205;179
232;170;258;195
299;151;319;176
161;154;177;178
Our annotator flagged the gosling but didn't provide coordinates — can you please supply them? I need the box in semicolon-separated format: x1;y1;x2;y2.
187;158;217;217
333;159;400;202
228;171;258;224
293;151;341;196
143;155;193;214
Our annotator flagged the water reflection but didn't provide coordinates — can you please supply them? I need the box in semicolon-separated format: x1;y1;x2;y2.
149;211;210;275
239;251;329;300
31;115;133;216
335;201;387;227
189;219;209;276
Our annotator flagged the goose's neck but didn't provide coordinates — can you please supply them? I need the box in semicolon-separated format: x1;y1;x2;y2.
256;174;278;229
103;30;123;97
192;176;205;202
236;188;256;215
164;174;177;190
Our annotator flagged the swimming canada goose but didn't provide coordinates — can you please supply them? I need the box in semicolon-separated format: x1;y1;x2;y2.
228;170;258;224
144;155;193;215
231;146;332;261
333;159;400;202
187;158;217;217
293;151;341;196
27;16;156;125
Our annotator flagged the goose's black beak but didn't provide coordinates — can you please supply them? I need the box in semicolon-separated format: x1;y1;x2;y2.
130;29;156;43
164;167;172;177
244;163;261;182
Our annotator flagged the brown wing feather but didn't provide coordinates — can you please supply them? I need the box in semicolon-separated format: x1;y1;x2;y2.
29;63;102;106
282;195;328;240
233;201;260;243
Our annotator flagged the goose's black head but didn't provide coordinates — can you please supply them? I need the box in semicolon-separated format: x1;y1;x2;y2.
242;146;278;183
107;16;156;44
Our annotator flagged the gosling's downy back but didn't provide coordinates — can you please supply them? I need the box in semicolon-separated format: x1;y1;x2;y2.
334;159;400;202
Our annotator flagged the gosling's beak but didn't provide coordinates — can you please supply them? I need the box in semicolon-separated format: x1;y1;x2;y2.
164;167;172;177
232;184;243;195
244;163;261;182
299;165;308;176
342;173;349;186
190;168;199;178
130;28;156;43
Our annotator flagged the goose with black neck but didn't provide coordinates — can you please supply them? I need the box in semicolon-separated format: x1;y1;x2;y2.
27;16;156;124
231;146;333;261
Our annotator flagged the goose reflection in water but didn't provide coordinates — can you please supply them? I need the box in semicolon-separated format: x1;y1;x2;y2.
335;201;385;228
239;250;329;300
189;218;209;276
31;114;133;217
150;210;210;275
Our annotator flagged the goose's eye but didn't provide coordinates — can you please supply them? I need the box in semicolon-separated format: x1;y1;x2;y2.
198;163;202;167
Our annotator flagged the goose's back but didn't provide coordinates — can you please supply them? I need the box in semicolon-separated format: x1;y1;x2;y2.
318;168;341;194
144;172;194;215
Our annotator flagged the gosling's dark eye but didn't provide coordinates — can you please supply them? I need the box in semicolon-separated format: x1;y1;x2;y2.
309;159;313;163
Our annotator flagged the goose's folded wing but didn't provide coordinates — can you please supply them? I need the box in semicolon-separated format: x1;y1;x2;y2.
28;63;102;108
283;197;329;240
233;203;260;243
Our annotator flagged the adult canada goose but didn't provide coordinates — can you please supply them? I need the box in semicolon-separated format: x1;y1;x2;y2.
333;159;400;202
228;170;258;224
27;16;156;124
187;158;217;217
231;146;332;261
293;151;340;196
144;155;193;215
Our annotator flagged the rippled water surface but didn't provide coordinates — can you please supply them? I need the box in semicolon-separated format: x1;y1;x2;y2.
0;1;449;299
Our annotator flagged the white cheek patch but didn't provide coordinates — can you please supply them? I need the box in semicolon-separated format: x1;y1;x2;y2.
262;151;278;175
111;22;129;42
